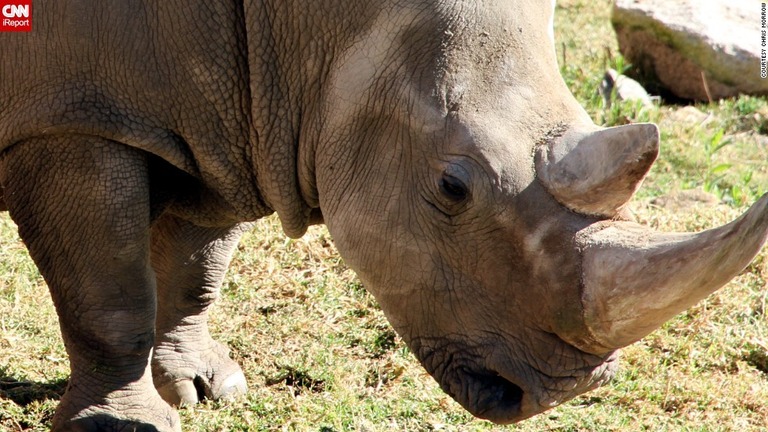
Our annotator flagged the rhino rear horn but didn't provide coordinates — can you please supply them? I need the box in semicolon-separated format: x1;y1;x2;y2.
535;123;659;216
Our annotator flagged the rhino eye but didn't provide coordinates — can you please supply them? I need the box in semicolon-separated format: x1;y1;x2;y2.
439;173;469;201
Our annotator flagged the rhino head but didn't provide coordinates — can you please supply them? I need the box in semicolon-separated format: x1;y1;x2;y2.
274;0;768;423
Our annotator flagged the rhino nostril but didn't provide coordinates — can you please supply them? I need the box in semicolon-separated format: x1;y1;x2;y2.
472;371;524;409
495;376;524;407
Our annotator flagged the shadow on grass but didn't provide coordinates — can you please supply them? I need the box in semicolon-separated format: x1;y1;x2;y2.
0;368;66;406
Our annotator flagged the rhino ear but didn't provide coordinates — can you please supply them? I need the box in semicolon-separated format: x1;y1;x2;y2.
535;123;659;217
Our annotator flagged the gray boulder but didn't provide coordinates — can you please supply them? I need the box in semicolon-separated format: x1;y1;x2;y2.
612;0;767;101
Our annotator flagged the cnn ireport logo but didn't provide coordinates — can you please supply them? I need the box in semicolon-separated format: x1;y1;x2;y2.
1;0;31;32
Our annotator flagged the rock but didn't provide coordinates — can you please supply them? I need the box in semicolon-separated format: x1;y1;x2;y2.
731;132;768;156
650;189;721;211
612;0;767;101
599;68;655;108
660;106;712;128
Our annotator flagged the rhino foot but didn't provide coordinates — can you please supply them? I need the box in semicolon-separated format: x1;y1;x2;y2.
52;384;180;432
54;415;179;432
153;339;247;406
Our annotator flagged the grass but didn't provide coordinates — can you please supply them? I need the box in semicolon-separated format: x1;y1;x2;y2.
2;0;768;430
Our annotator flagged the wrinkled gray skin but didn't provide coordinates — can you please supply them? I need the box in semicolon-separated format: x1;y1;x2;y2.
1;1;767;430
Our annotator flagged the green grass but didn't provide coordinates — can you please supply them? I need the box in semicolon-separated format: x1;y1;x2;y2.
2;0;768;430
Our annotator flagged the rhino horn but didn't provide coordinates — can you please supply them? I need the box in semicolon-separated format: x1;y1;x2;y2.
536;123;659;216
566;194;768;354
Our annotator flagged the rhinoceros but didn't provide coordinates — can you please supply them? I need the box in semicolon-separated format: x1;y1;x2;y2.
0;0;766;430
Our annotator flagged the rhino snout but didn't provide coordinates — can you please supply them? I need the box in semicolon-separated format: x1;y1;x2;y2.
411;337;619;424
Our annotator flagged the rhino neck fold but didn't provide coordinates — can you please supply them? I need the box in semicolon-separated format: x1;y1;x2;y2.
243;0;346;237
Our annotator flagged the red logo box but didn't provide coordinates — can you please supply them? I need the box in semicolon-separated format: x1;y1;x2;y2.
1;0;31;32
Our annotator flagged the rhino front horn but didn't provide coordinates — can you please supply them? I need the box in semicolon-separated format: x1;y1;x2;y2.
536;123;659;216
566;194;768;354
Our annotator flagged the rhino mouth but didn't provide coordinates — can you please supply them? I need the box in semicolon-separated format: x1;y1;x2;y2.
411;335;618;424
432;352;618;424
452;363;615;424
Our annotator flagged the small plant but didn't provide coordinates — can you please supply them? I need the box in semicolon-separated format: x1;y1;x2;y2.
699;129;762;206
608;51;631;75
601;98;656;126
701;129;732;196
719;95;768;134
727;169;760;207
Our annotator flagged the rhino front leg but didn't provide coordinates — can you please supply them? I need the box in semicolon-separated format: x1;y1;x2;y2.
150;214;251;406
0;136;179;432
